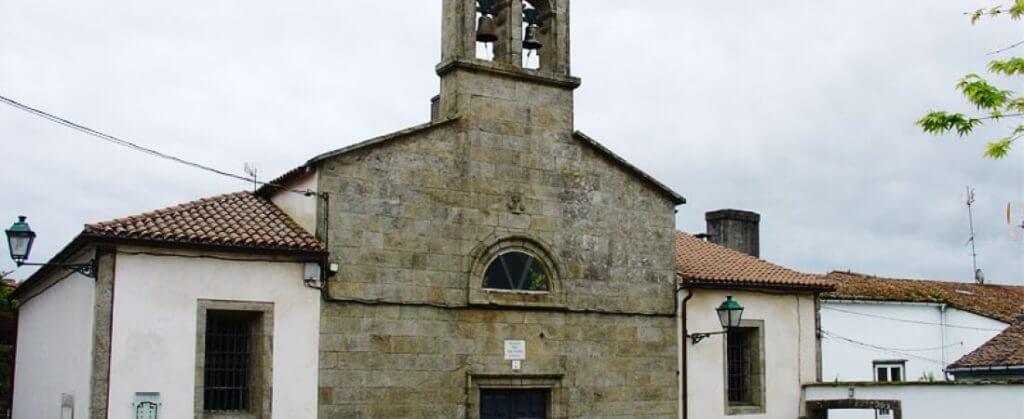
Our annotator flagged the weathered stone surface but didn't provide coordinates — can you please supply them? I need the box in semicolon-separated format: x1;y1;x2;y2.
319;304;678;418
317;0;681;416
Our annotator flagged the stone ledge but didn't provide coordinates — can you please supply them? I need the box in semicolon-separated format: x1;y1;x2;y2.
437;59;582;90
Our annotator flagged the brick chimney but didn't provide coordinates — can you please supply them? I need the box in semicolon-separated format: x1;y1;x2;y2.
706;209;761;258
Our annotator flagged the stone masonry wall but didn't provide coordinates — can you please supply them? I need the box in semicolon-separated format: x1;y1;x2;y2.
319;74;679;314
319;303;678;418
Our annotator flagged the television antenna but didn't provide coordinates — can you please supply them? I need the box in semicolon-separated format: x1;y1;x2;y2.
965;187;984;284
243;163;260;192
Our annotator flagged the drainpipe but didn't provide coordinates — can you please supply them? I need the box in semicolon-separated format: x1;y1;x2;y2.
940;304;949;380
680;287;694;419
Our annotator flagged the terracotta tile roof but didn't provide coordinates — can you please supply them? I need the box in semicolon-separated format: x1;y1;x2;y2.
675;232;833;290
84;192;325;253
823;271;1024;323
949;321;1024;370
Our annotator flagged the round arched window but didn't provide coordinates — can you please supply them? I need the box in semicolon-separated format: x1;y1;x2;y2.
484;251;550;291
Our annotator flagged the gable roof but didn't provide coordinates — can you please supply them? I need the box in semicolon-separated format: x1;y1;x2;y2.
675;232;833;291
823;271;1024;323
257;119;687;205
948;321;1024;371
83;192;325;253
13;192;325;301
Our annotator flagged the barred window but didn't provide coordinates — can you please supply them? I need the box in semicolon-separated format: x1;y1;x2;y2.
725;322;765;414
726;329;751;404
203;311;257;412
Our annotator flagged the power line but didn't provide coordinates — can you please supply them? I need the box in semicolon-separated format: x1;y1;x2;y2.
0;93;317;198
821;330;946;365
823;306;1006;332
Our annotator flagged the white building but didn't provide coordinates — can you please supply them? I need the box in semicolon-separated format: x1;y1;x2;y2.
815;271;1024;418
677;210;834;419
11;192;326;419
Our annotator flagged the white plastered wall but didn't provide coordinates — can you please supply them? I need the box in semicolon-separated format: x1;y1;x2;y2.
106;250;321;419
12;268;96;419
268;170;318;234
684;289;818;419
806;383;1024;418
820;301;1006;383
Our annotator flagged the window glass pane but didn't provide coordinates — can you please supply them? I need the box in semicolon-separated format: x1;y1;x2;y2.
484;252;549;291
876;367;888;382
890;367;901;382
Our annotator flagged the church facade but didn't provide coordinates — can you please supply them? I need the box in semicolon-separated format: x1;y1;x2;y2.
265;1;686;416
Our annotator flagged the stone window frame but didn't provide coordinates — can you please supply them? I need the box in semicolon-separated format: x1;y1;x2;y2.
194;300;274;419
467;234;564;309
723;319;766;416
466;373;565;419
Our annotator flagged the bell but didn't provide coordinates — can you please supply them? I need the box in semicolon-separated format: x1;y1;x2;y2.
477;15;498;43
523;25;543;51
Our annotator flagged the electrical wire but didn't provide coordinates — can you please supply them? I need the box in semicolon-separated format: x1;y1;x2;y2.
823;306;1006;332
820;330;946;365
0;93;317;197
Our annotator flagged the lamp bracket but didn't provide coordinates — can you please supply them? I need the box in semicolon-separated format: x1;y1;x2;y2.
688;330;727;345
17;259;97;279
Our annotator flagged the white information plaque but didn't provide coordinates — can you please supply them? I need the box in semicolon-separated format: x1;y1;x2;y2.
504;340;526;360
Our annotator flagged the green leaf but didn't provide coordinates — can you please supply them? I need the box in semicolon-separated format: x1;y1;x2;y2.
985;139;1015;158
1006;97;1024;113
917;111;983;136
971;8;985;24
989;58;1024;76
1012;0;1024;19
957;74;1012;110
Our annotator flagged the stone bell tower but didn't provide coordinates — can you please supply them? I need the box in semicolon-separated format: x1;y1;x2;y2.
434;0;581;132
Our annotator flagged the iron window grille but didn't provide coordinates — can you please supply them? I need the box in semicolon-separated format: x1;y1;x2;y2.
726;330;750;404
203;311;257;412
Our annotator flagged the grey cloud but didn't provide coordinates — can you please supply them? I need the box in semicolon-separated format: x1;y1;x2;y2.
1;0;1020;284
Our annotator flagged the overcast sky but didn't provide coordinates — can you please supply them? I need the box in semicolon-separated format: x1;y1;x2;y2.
1;1;1021;285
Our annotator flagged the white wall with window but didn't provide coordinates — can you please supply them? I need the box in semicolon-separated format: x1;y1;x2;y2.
684;289;819;419
820;300;1007;419
106;249;321;419
821;300;1007;383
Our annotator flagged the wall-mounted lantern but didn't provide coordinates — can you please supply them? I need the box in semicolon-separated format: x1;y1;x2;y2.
6;216;96;278
688;296;745;344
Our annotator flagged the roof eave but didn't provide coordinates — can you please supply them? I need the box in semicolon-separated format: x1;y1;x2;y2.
682;276;836;293
573;131;686;206
11;232;327;301
256;116;461;197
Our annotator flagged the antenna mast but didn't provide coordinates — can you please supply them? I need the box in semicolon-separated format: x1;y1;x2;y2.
244;163;260;192
966;187;984;284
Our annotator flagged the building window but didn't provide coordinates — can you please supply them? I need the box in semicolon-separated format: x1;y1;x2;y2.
484;251;550;292
724;320;766;415
204;311;257;411
195;300;273;418
468;374;564;419
480;389;549;419
873;360;906;382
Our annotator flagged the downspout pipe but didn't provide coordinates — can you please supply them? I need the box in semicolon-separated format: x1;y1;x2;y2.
940;303;949;380
679;285;694;419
